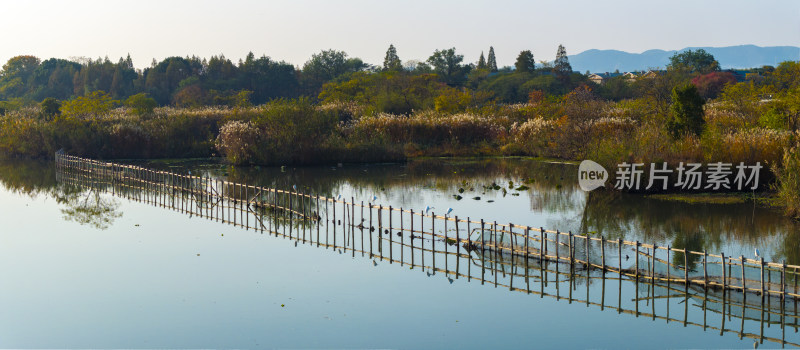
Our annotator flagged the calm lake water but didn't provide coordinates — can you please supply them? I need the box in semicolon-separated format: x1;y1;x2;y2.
1;157;798;349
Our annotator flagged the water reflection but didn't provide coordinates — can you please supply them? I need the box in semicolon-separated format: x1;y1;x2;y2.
2;157;800;347
58;189;122;230
0;159;123;229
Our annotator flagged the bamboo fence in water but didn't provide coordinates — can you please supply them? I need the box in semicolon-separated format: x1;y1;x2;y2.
55;151;800;301
55;151;800;347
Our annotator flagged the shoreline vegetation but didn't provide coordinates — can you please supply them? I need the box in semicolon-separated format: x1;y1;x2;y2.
0;46;799;216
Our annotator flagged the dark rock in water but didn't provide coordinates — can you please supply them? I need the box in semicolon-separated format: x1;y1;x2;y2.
472;196;481;200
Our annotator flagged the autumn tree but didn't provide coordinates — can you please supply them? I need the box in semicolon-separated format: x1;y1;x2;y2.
515;50;535;74
60;90;116;119
691;71;736;99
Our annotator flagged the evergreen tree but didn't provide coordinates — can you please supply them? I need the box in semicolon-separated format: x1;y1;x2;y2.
383;44;402;71
554;44;572;79
477;52;486;70
514;50;535;73
667;83;706;138
487;46;498;72
124;53;133;69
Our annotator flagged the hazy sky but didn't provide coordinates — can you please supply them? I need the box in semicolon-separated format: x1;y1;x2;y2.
2;0;798;69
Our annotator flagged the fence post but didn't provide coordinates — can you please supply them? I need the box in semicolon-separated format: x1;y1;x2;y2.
601;236;606;272
567;231;573;265
684;249;689;284
667;245;671;283
379;205;383;259
703;250;708;287
741;255;747;294
540;227;546;261
555;230;561;264
760;257;766;298
389;206;393;263
524;226;529;274
782;260;787;301
652;245;657;282
524;226;529;256
722;253;727;292
455;217;460;275
618;239;622;275
480;219;485;284
410;209;415;267
635;241;639;280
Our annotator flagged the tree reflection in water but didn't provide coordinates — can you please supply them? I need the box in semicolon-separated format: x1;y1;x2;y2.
0;159;122;230
1;157;799;261
57;187;122;230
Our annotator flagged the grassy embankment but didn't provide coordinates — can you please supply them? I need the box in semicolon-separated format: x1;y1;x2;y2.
0;81;799;216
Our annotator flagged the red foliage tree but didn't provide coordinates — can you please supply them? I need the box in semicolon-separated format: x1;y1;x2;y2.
691;71;737;99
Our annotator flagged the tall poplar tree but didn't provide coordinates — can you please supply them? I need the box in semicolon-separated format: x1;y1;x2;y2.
477;52;486;70
487;46;498;72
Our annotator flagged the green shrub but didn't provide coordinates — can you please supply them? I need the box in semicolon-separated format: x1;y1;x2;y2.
667;84;705;138
40;98;61;119
124;93;157;116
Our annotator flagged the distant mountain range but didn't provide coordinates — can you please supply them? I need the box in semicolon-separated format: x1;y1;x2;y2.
568;45;800;73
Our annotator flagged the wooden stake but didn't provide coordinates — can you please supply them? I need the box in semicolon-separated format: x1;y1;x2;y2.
481;219;485;284
540;227;546;261
741;255;747;293
782;260;787;301
635;241;640;280
618;239;622;276
410;209;414;267
585;234;590;268
568;231;573;266
722;253;727;291
703;250;708;287
761;257;766;297
684;249;689;284
368;202;372;256
601;236;606;272
456;215;461;279
555;230;560;263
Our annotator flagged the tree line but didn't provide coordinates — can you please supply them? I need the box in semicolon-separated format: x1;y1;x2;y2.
0;44;588;109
